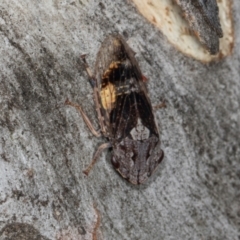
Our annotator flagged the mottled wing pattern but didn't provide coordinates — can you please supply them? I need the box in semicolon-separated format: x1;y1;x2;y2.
111;135;163;184
175;0;223;54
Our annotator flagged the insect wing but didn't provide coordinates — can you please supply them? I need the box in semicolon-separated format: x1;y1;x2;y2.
94;35;145;135
94;35;163;184
110;88;163;184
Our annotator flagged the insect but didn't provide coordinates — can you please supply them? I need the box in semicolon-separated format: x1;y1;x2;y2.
175;0;223;54
66;35;164;184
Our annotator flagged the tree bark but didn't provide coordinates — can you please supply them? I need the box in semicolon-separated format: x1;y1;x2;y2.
0;0;239;239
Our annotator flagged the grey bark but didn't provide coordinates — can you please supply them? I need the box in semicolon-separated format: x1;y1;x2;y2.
0;0;239;240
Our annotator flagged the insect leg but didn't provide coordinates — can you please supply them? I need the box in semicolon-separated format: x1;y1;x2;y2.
81;54;96;88
92;203;101;240
83;142;111;176
153;100;166;110
81;55;109;136
65;98;101;137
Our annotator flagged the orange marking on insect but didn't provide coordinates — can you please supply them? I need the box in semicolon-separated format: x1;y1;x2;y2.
101;61;122;110
102;61;121;80
100;82;116;110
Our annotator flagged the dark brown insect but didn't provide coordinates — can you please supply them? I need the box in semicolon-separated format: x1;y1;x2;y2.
175;0;223;54
66;35;164;184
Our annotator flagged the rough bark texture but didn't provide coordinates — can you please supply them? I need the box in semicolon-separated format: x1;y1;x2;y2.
0;0;239;240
